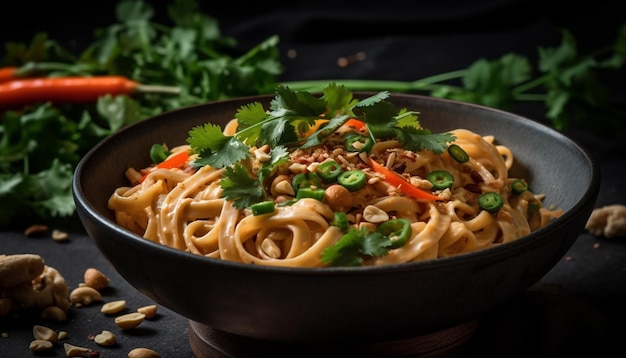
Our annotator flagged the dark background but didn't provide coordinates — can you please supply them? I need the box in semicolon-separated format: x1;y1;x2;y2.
2;1;625;357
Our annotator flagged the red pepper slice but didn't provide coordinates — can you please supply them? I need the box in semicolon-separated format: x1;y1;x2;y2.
139;150;190;183
368;159;442;202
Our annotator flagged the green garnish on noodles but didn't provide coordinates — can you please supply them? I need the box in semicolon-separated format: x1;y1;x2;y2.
186;83;455;209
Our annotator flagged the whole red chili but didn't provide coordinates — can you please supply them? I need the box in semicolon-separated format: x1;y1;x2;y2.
0;76;180;110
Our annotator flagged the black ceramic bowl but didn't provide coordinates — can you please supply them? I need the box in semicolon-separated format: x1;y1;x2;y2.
73;93;599;346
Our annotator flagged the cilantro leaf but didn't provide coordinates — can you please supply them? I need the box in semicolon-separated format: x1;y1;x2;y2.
187;123;250;168
321;228;391;267
398;127;455;154
220;163;263;209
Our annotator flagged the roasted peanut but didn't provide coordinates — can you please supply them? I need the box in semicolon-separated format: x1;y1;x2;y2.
63;342;91;357
51;229;69;242
41;305;67;321
137;304;157;319
24;224;48;237
101;300;126;315
83;268;110;290
94;330;116;346
29;339;53;352
323;184;353;212
69;286;103;306
362;205;389;223
128;347;161;358
115;312;146;330
33;324;58;343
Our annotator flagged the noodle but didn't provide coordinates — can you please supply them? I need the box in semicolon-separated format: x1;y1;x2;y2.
108;123;563;267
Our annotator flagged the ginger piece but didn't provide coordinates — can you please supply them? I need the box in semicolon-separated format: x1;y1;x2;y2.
0;254;70;318
0;254;45;288
585;204;626;238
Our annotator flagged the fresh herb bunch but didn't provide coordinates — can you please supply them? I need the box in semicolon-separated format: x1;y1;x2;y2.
283;25;626;132
0;0;282;228
187;83;454;210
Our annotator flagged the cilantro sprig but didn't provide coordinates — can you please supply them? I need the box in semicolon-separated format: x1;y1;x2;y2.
320;227;392;267
186;83;454;209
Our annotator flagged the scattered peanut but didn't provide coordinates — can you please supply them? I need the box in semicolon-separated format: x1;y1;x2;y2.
137;304;157;319
29;339;54;352
24;224;48;237
41;305;68;321
115;312;146;330
128;347;161;358
51;229;69;242
58;330;68;340
63;342;91;357
69;286;103;306
101;300;126;315
33;324;58;343
83;268;110;290
94;330;116;346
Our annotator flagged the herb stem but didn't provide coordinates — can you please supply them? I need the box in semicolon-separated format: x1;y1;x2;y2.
281;70;467;94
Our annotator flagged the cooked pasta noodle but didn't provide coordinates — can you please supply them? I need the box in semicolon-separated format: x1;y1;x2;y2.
108;118;563;267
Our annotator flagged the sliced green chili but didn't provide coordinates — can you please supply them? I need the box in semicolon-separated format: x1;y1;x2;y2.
250;200;275;216
338;170;367;191
344;133;373;153
292;172;322;194
511;179;528;194
150;143;170;164
296;188;326;201
377;218;411;249
426;170;455;190
478;192;504;213
448;144;469;163
331;212;349;231
317;160;343;183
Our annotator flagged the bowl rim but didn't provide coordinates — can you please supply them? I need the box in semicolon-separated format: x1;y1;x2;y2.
73;93;601;275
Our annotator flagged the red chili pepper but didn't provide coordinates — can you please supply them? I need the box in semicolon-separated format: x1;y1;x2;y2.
344;118;366;130
0;67;18;83
0;76;180;110
139;150;191;183
368;158;442;202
